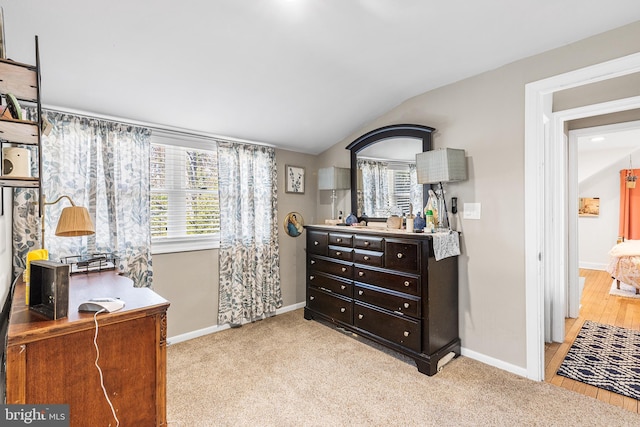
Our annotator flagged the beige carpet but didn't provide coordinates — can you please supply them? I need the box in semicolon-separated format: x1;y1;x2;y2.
167;309;639;426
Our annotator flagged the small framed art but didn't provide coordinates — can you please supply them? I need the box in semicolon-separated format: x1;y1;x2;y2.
285;165;305;194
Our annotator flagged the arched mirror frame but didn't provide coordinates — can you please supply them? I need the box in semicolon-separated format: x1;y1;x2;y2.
346;124;436;222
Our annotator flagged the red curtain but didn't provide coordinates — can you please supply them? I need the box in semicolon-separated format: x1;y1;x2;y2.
619;169;640;240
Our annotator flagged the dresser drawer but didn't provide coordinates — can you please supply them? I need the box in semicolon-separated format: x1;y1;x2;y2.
308;256;353;279
308;288;352;324
354;235;384;251
308;272;352;298
328;245;353;261
307;231;328;255
384;239;420;272
353;249;383;267
329;232;353;247
354;303;421;352
354;284;420;318
353;266;420;296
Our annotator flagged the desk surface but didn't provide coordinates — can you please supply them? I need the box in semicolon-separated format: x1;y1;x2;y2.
8;271;169;346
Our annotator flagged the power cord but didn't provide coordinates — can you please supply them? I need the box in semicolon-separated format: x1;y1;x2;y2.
93;309;120;427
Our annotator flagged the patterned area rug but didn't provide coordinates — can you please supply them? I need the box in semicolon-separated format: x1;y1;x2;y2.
557;320;640;400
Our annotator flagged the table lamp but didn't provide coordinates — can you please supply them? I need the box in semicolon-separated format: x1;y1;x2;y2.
416;148;467;230
41;195;95;249
318;166;350;220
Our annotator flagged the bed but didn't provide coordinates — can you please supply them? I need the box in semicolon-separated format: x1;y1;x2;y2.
606;240;640;294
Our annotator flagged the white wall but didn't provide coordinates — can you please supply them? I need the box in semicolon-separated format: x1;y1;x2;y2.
577;160;623;270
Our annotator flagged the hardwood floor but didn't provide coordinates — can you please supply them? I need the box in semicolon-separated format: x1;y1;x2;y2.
545;268;640;413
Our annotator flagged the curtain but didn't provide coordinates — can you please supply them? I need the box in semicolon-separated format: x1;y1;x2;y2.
619;168;640;240
409;164;422;216
12;110;153;287
358;159;390;217
217;141;282;326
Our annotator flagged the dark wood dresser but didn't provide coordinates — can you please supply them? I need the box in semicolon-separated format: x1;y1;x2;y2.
5;271;169;426
304;224;459;375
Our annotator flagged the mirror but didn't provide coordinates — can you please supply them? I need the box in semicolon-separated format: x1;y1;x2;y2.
346;124;435;222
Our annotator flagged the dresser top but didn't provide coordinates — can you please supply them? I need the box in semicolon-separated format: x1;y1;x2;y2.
8;271;169;345
305;224;454;239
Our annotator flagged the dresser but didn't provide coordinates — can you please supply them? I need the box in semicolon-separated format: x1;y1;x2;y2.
5;272;169;426
304;225;459;375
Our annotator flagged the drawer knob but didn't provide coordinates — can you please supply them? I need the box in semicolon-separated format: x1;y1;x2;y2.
358;271;364;277
403;331;410;337
404;281;410;287
310;275;315;280
404;303;410;308
358;314;364;319
341;285;346;290
337;238;342;242
341;267;347;272
310;296;315;300
340;307;346;313
358;290;364;296
397;253;404;259
363;256;370;261
310;260;315;264
314;241;319;246
364;241;370;246
336;251;342;256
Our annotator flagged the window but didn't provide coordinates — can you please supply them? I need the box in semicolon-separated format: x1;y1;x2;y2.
150;131;220;253
387;164;412;215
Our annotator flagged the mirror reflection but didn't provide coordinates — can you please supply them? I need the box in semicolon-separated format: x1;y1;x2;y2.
357;138;423;218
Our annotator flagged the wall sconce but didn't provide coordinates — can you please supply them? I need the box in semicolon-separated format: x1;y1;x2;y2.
318;166;350;220
416;148;467;230
41;195;95;249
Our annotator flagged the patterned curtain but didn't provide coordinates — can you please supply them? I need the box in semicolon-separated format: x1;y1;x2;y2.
12;110;153;287
358;159;390;217
409;163;422;215
217;141;282;326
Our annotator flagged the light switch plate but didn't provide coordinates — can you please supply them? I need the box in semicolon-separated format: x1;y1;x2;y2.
463;203;481;220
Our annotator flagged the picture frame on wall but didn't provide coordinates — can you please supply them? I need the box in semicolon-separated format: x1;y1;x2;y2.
285;165;305;194
578;197;599;217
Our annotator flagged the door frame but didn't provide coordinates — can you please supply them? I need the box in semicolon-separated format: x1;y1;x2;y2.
524;52;640;381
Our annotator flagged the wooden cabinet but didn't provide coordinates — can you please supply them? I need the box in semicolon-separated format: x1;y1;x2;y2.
5;272;169;426
304;225;459;376
0;36;43;202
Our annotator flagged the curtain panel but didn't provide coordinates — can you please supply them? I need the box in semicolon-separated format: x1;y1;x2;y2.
12;110;153;287
358;159;390;217
217;141;282;326
619;168;640;240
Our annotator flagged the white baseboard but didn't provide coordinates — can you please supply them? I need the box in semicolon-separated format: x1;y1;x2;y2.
167;301;307;345
578;261;607;271
460;346;528;378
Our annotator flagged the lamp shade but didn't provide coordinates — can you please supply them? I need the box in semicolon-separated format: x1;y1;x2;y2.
318;166;351;190
416;148;467;184
54;206;96;237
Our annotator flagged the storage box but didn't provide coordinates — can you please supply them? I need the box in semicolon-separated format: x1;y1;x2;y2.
29;260;70;320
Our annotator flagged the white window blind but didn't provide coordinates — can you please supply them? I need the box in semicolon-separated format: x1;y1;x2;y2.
388;164;412;216
150;131;219;253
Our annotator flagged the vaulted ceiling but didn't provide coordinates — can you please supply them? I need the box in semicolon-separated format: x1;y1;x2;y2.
2;1;640;153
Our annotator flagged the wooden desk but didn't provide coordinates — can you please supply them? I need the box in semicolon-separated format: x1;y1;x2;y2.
6;271;170;426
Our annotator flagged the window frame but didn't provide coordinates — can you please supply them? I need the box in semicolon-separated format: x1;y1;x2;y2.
150;130;220;254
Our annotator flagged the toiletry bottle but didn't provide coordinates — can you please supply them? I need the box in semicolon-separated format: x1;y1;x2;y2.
425;210;434;232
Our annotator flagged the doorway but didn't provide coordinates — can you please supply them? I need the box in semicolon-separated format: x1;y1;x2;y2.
524;52;640;381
